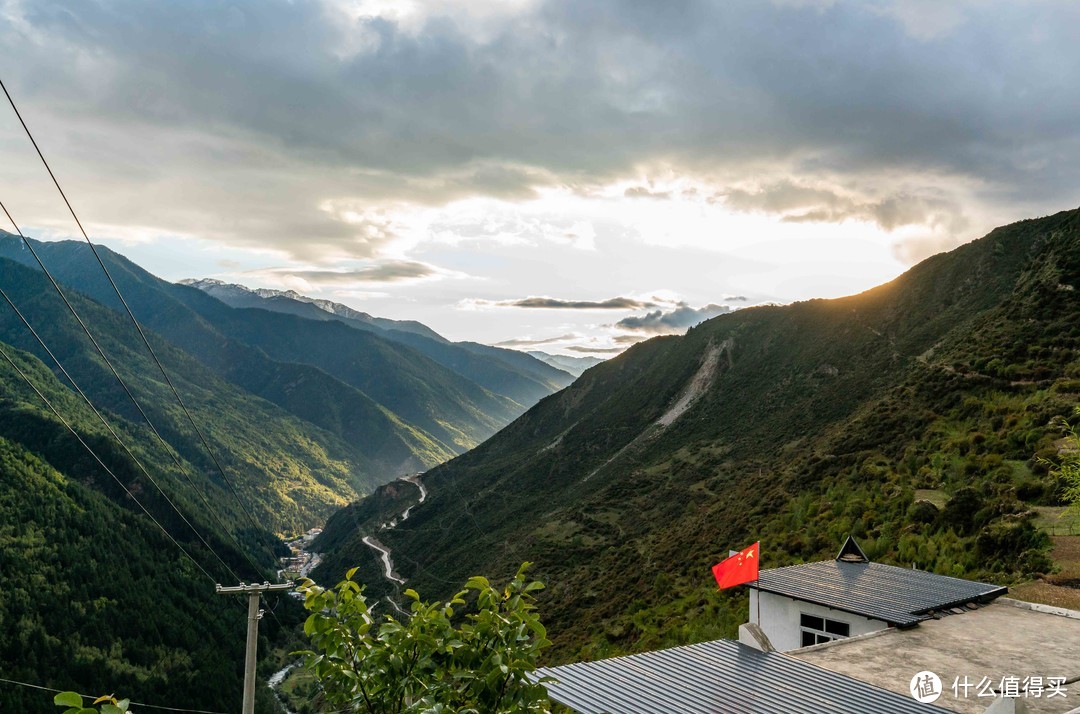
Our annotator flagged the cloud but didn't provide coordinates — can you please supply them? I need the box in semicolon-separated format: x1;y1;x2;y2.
890;233;967;265
616;303;731;333
624;186;672;200
4;0;1080;265
494;333;580;347
721;181;971;235
468;296;656;310
245;260;446;287
566;345;626;354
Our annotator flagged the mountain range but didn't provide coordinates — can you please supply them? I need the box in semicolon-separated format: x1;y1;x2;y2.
0;233;571;711
313;207;1080;663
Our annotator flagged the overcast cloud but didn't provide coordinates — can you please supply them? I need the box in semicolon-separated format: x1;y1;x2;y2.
2;0;1078;352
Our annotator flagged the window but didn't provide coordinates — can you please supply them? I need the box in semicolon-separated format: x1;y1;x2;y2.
800;613;850;646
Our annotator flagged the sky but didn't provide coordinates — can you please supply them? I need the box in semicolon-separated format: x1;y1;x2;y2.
1;0;1078;355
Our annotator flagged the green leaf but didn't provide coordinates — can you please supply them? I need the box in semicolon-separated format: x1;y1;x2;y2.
54;693;83;708
101;705;123;714
346;566;359;581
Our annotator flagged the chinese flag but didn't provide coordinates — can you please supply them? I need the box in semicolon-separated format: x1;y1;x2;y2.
711;542;760;589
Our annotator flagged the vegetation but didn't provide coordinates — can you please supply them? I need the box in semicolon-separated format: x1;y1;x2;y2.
54;692;130;714
0;433;297;713
295;564;552;713
316;208;1080;664
0;236;565;712
0;237;561;462
1051;413;1080;518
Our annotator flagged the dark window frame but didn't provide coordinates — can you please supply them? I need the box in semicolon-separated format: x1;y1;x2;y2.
799;612;850;646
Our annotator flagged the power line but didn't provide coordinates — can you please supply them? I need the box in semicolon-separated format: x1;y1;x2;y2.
0;341;215;583
0;676;229;714
0;76;282;571
0;201;266;581
0;282;239;582
0;337;269;704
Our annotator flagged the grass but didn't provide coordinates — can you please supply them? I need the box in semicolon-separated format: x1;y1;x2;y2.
1009;536;1080;611
914;489;948;509
1032;506;1080;536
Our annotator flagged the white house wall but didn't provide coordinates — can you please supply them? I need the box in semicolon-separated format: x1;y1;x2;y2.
750;589;888;652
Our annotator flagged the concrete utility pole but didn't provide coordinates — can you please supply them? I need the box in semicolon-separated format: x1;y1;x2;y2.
216;581;293;714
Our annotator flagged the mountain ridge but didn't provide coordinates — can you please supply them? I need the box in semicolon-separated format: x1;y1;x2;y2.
180;276;575;409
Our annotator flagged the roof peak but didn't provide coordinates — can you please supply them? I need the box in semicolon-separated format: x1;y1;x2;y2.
836;535;869;563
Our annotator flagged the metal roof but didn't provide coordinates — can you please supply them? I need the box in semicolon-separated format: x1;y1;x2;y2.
754;560;1007;627
532;639;949;713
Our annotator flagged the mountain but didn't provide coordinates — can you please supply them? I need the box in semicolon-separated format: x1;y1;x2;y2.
182;279;575;405
0;234;570;711
527;351;607;377
0;256;378;534
0;236;568;468
181;278;447;342
315;208;1080;664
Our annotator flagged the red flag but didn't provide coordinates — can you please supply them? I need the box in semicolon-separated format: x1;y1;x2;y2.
711;542;759;589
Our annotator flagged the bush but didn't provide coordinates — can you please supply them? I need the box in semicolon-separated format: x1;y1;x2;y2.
295;563;553;713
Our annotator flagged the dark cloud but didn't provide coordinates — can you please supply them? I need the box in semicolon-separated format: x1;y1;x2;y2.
616;303;731;333
566;345;626;354
494;334;579;347
253;261;439;285
722;181;970;235
2;0;1079;257
483;296;655;310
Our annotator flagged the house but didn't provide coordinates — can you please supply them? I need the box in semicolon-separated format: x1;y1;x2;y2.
742;536;1007;652
534;538;1079;713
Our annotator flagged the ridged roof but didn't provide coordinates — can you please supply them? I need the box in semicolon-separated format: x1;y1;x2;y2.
533;639;948;713
754;560;1007;626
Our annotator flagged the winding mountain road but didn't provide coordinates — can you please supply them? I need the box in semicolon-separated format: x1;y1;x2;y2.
361;473;427;588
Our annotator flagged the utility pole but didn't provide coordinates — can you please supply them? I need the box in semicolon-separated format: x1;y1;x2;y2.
216;581;293;714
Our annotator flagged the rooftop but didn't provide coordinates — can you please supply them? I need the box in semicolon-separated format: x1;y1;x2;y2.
793;598;1080;713
533;638;949;714
754;557;1007;627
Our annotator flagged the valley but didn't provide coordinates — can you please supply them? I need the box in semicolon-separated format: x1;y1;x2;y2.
0;236;570;712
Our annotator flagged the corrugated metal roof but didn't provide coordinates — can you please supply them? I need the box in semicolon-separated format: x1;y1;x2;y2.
754;560;1007;626
533;639;949;713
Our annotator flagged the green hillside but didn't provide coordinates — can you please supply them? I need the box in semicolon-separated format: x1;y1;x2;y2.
0;257;376;535
0;236;557;463
315;208;1080;662
0;232;576;711
0;344;298;713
